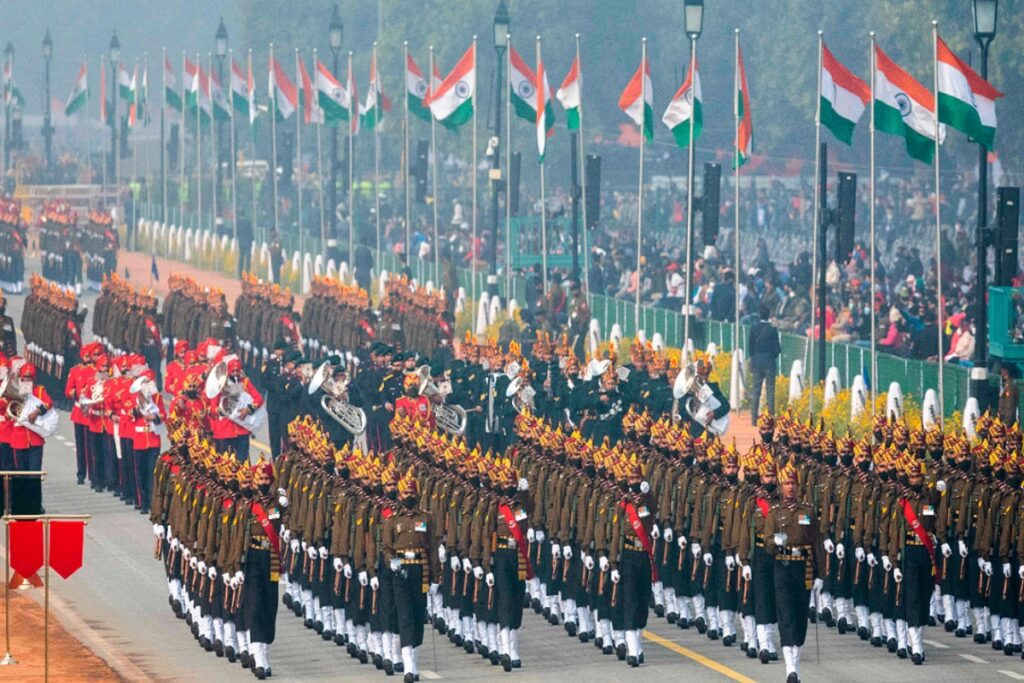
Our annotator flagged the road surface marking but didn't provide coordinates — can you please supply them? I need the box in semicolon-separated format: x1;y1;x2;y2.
960;653;987;664
923;638;949;649
999;671;1024;680
643;630;757;683
420;671;441;680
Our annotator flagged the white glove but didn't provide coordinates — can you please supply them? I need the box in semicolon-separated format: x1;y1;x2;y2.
691;542;702;558
153;523;164;539
277;487;287;498
166;525;173;540
650;524;661;540
438;545;447;563
678;536;687;550
984;561;993;577
462;558;472;573
936;479;946;493
223;572;231;586
208;566;217;579
450;556;461;572
1003;562;1011;578
774;533;786;548
197;561;207;574
1019;566;1024;581
584;555;595;571
725;555;736;571
855;547;866;562
290;539;300;553
959;540;969;558
599;556;609;572
278;495;289;508
703;553;713;567
389;559;401;572
882;556;892;571
563;546;573;560
893;568;903;583
343;564;353;579
307;545;318;560
170;538;180;551
333;557;343;572
978;556;986;570
318;546;328;559
610;569;621;584
552;544;562;559
813;578;823;592
518;477;529;491
824;538;835;554
281;528;291;542
235;571;244;583
941;543;952;558
867;553;878;567
742;565;752;581
229;576;240;590
358;571;368;587
664;527;674;543
301;542;308;553
835;543;845;560
526;528;536;543
370;576;380;591
486;572;495;587
473;566;484;580
536;530;546;543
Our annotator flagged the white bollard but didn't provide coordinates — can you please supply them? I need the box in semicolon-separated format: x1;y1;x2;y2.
507;298;518;319
706;342;718;359
475;297;489;336
824;366;842;407
788;359;804;404
922;389;940;431
609;323;623;346
488;295;502;324
588;328;599;357
850;375;868;420
589;318;601;344
636;329;646;345
379;270;389;300
302;253;313;294
326;259;337;279
730;348;745;411
652;332;664;351
962;397;980;440
885;382;903;420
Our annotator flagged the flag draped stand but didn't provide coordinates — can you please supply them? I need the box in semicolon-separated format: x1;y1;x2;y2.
732;30;742;357
575;34;589;293
633;38;648;328
471;36;479;308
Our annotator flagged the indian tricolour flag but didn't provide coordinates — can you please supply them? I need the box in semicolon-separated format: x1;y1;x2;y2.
618;56;653;141
427;43;475;130
874;44;942;165
407;54;430;122
362;51;391;131
187;62;212;122
734;44;753;168
509;45;538;124
345;61;360;135
210;70;231;121
556;55;580;131
231;58;253;123
535;54;554;161
118;63;133;101
127;64;139;127
662;59;701;149
937;35;1002;150
63;63;88;117
820;43;869;145
269;55;297;121
315;58;348;126
165;56;181;112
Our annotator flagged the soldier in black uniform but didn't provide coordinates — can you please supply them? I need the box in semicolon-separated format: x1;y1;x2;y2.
0;294;16;356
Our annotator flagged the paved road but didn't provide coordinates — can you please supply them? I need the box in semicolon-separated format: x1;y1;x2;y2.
8;259;1024;682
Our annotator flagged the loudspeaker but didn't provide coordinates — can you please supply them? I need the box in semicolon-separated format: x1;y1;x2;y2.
585;154;601;228
168;124;180;171
836;172;857;262
701;162;721;246
413;139;429;204
509;152;522;217
996;186;1020;286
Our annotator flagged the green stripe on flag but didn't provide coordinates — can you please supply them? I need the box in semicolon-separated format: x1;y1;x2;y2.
820;96;856;145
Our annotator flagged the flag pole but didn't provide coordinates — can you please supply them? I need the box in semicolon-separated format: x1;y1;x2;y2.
101;56;108;198
144;53;152;215
869;32;877;414
162;48;168;227
209;53;218;240
809;30;823;420
504;34;512;297
229;50;238;245
576;33;589;294
270;44;280;241
195;52;203;235
179;52;185;229
248;50;258;248
933;20;944;418
373;42;382;276
635;37;646;328
538;35;548;297
471;36;479;307
347;50;355;279
132;58;140;215
314;49;326;267
683;34;696;348
295;48;304;260
429;46;440;281
733;30;742;356
403;41;412;272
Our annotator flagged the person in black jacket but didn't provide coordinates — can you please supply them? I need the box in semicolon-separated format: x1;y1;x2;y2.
748;304;781;422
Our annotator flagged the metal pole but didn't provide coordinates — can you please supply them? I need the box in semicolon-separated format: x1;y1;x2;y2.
634;38;646;329
179;53;185;230
504;38;512;297
270;44;280;239
429;47;440;280
809;31;823;419
314;50;326;266
247;50;257;247
230;49;238;244
933;22;944;416
195;53;202;235
538;36;548;297
683;35;697;347
43;519;49;683
162;49;168;227
0;475;13;666
44;54;52;180
818;142;827;392
577;34;589;293
373;43;382;275
209;53;218;238
733;29;741;353
471;37;479;305
331;48;340;264
570;132;580;280
487;35;505;298
869;33;877;413
403;42;411;267
972;37;991;404
347;51;355;273
295;49;304;259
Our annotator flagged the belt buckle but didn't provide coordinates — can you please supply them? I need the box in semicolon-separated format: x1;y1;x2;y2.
507;538;517;549
791;548;802;557
404;551;416;560
260;539;270;550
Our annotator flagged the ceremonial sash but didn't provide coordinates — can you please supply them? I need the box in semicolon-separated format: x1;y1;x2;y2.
621;501;658;582
498;503;535;580
899;498;939;585
251;501;283;571
756;497;770;518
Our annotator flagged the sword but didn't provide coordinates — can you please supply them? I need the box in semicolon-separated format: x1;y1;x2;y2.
153;536;162;560
334;569;342;596
611;581;618;607
488;582;494;610
562;554;571;583
233;583;245;611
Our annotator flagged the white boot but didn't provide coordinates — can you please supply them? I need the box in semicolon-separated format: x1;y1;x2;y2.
653;581;665;608
942;594;955;627
896;619;908;653
720;609;735;638
991;613;1003;644
869;612;882;640
368;630;381;657
510;628;521;663
213;617;224;646
391;632;401;665
956;600;969;632
782;645;794;676
356;624;368;654
792;645;801;678
1000;617;1013;646
625;629;640;660
766;624;778;654
909;625;924;656
692;594;706;624
223;620;236;654
742;615;755;649
578;605;592;635
487;622;499;655
708;606;720;635
401;645;414;675
499;627;511;656
410;645;419;675
564;598;578;628
665;587;677;618
252;641;267;671
612;629;625;648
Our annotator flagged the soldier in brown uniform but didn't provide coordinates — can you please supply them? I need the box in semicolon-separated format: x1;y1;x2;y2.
764;463;823;683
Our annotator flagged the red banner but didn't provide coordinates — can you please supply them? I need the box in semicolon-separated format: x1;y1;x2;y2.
9;521;44;578
48;521;85;579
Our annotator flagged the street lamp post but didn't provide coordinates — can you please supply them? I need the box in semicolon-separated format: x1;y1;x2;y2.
42;30;53;182
215;18;228;223
487;0;510;298
108;31;120;186
972;0;997;406
3;43;13;174
329;4;344;260
682;0;703;346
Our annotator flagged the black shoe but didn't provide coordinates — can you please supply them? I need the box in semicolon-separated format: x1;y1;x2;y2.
928;616;937;627
787;674;799;683
602;645;613;655
566;622;577;637
723;634;735;647
616;643;627;660
395;661;404;673
808;610;817;624
858;626;869;640
321;629;333;641
759;649;770;664
358;649;369;664
489;651;500;666
542;607;551;620
695;617;707;634
334;632;346;646
1014;644;1022;654
887;638;898;653
897;648;907;659
314;621;324;634
627;655;638;667
255;666;267;680
595;636;604;649
654;604;665;618
511;659;521;669
678;618;690;630
667;612;678;624
478;642;489;657
435;618;447;635
548;613;560;626
291;603;302;618
740;640;747;651
198;636;210;650
226;647;237;663
708;629;720;640
870;636;882;647
837;617;848;635
404;674;414;683
77;477;85;485
578;630;590;643
185;612;194;627
463;639;474;654
747;646;757;658
303;618;314;630
190;622;199;638
241;652;252;669
769;651;778;661
501;654;512;672
994;639;1004;651
346;642;357;657
172;601;184;617
974;633;986;644
1005;643;1015;656
531;598;542;613
452;634;464;648
214;639;225;657
638;653;644;664
384;659;394;676
373;653;383;669
955;628;966;638
912;652;923;665
945;620;956;632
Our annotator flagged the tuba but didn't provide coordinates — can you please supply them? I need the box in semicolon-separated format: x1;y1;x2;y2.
434;403;467;436
505;375;536;415
0;371;21;420
320;394;368;436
